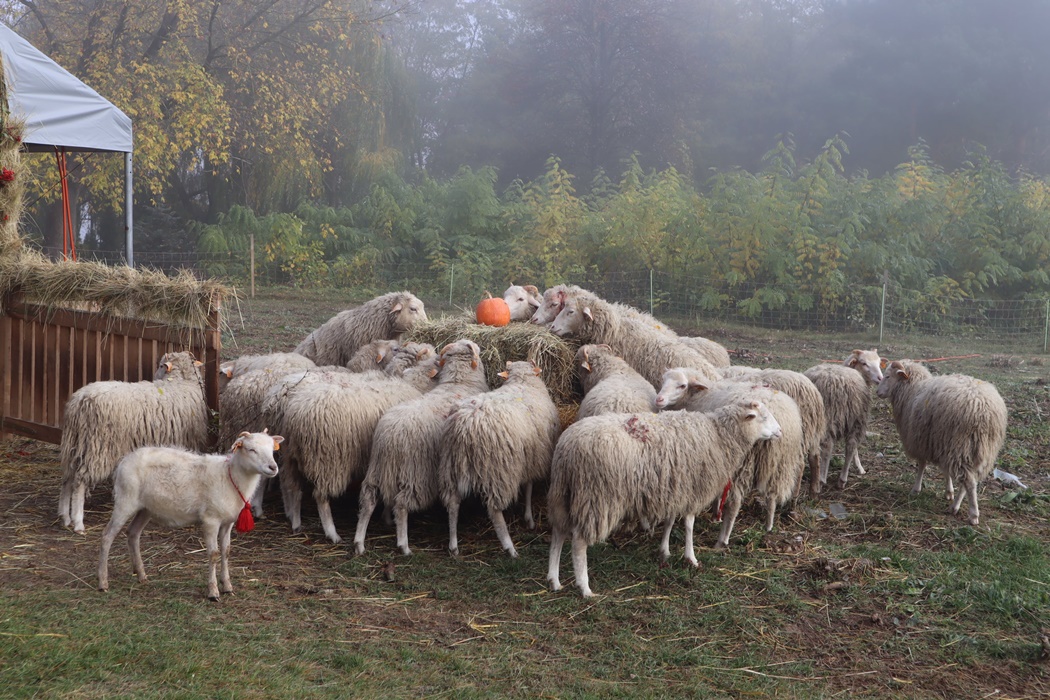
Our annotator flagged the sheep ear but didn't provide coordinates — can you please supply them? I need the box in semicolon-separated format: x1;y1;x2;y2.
471;359;478;369
532;364;542;376
428;367;439;378
238;431;252;438
416;348;431;360
271;436;284;451
523;285;539;294
687;380;709;395
222;367;233;378
390;302;404;314
582;306;593;322
497;370;509;379
164;362;173;373
879;357;889;369
438;343;455;355
581;360;591;372
895;367;910;381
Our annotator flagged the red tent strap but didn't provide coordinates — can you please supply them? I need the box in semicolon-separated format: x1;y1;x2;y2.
55;147;76;261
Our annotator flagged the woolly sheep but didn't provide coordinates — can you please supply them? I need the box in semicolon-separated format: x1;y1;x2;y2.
803;349;884;491
575;344;657;419
294;291;427;366
550;292;719;387
503;285;543;321
719;365;827;496
219;352;316;392
58;352;210;534
98;431;283;600
345;339;402;372
679;335;732;369
269;363;437;543
546;399;782;597
876;360;1008;525
656;371;805;549
531;284;677;338
439;360;560;557
354;339;489;555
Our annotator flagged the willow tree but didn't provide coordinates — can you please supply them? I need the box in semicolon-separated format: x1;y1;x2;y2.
5;0;413;252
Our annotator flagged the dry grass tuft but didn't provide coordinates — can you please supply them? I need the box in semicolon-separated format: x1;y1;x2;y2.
405;314;581;404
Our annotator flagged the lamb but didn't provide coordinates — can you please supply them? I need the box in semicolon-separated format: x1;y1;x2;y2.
656;370;805;549
503;284;543;321
98;431;283;600
546;399;782;597
294;291;427;366
354;339;489;555
719;365;827;496
439;360;560;557
219;352;316;392
804;349;885;491
549;292;719;387
268;362;437;543
345;339;401;372
58;352;211;534
575;344;657;419
876;360;1007;525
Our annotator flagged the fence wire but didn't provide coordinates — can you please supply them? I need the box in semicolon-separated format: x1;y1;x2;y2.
44;246;1050;350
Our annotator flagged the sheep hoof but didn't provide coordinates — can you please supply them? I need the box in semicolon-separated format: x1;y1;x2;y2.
837;478;848;490
207;594;220;602
968;515;980;526
449;547;460;559
855;465;866;475
98;585;108;593
507;548;519;559
74;527;86;535
713;541;727;550
547;578;562;592
580;588;595;599
399;547;412;556
526;520;537;531
353;543;365;556
686;558;700;569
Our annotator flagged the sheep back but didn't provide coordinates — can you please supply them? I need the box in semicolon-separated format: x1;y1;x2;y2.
294;291;426;366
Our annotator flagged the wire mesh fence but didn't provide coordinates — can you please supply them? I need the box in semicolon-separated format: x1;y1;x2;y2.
43;246;1050;351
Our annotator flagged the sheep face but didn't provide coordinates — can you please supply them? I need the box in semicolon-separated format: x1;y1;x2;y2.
531;285;569;325
155;352;204;382
847;349;885;385
876;360;909;399
504;285;542;321
655;368;706;409
389;293;428;332
745;400;783;442
230;431;284;478
549;297;591;337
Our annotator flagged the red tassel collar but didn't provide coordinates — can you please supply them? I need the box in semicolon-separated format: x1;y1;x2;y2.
227;460;255;534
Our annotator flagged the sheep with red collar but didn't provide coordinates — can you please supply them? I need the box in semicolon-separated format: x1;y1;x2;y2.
97;430;283;601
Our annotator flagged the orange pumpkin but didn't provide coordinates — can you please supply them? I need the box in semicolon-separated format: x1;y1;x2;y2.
476;291;511;327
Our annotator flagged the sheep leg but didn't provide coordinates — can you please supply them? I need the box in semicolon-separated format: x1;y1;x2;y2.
840;434;862;487
944;472;955;502
280;470;303;533
523;482;536;530
683;514;699;568
203;520;222;601
765;496;777;532
126;510;152;584
394;504;412;556
353;484;379;555
316;496;343;544
818;438;834;487
570;532;593;598
715;488;744;549
446;496;461;557
547;526;566;591
853;451;866;476
219;522;234;594
98;505;140;592
964;472;980;526
910;460;927;494
71;481;89;534
658;517;675;563
950;481;967;516
489;506;518;558
58;477;73;527
250;475;267;519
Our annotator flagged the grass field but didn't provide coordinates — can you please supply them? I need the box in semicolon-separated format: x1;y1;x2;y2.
1;286;1048;699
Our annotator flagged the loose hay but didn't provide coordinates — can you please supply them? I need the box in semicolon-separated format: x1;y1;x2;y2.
404;314;581;405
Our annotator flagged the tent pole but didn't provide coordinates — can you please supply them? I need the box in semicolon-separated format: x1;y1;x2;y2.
124;151;133;267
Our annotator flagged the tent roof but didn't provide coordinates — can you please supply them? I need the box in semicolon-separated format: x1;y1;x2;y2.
0;23;132;153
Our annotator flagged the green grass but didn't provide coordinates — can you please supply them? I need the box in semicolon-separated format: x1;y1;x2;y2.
2;286;1048;698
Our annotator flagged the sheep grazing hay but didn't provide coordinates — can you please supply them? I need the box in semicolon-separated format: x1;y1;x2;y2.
404;315;580;404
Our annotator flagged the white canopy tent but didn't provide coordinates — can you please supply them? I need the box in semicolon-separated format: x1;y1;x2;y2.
0;23;135;264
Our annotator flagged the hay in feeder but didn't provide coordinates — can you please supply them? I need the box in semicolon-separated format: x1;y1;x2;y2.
404;314;581;405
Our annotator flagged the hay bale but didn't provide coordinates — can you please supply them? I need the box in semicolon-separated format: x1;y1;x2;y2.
404;315;581;405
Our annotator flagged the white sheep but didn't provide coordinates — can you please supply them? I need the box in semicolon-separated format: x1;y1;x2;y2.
439;360;560;557
719;365;827;497
97;430;283;600
656;371;805;550
503;284;543;321
58;352;210;534
354;339;489;555
575;344;657;419
679;335;732;369
294;291;427;366
531;284;678;339
876;360;1008;525
550;291;719;387
804;349;884;491
345;339;401;372
547;399;782;597
219;352;316;392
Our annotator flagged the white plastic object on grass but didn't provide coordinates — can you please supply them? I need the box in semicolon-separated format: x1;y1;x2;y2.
992;468;1028;489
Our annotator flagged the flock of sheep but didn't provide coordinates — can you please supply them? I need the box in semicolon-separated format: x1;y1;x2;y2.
56;285;1009;599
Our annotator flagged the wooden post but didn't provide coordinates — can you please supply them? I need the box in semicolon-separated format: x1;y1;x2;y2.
0;292;12;441
250;233;255;298
204;296;222;449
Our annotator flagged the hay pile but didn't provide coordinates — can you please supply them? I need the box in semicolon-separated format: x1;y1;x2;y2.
405;314;582;406
0;50;230;329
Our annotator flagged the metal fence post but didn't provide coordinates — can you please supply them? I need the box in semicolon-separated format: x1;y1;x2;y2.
879;273;888;346
449;265;454;306
1044;298;1048;353
649;269;654;316
249;234;255;298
